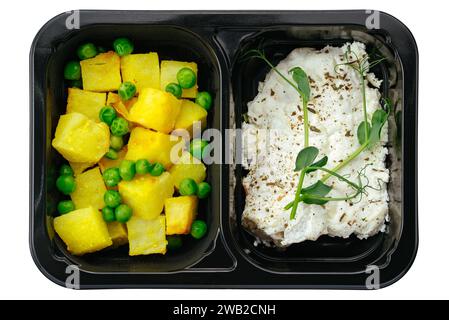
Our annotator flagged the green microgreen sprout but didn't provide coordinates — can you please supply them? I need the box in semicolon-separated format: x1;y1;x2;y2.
246;48;390;220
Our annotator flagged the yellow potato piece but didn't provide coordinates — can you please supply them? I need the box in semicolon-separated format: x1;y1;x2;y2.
169;151;206;189
174;99;207;137
70;167;107;210
160;60;198;98
107;222;128;247
66;88;106;122
121;52;160;93
80;51;122;92
54;207;112;256
128;88;182;133
118;172;174;220
127;215;167;256
52;112;110;163
125;127;182;169
69;162;94;176
165;196;198;235
106;92;136;121
98;146;127;174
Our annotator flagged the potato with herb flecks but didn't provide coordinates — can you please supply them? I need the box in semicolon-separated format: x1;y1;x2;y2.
121;53;160;92
52;112;110;163
70;167;107;210
127;215;167;256
160;60;198;98
66;88;106;122
165;196;198;235
54;207;112;255
118;172;174;220
128;88;182;133
174;99;207;136
80;51;122;92
169;152;206;189
125;127;182;169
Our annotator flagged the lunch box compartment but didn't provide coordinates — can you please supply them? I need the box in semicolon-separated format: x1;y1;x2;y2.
31;24;222;273
229;26;400;272
31;11;418;289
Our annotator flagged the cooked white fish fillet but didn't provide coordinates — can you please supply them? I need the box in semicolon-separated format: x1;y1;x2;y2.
241;42;389;247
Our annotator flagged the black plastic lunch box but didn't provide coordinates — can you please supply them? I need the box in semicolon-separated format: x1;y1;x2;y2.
30;10;418;289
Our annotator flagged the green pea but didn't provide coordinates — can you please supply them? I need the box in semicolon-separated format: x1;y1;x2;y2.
104;190;121;208
135;159;152;175
165;82;182;99
99;106;117;125
77;43;97;60
105;148;119;160
110;118;129;136
113;38;134;57
70;79;83;89
179;178;198;196
118;81;137;101
103;167;121;187
63;61;81;80
57;200;75;215
190;220;207;239
176;67;197;89
110;135;124;151
195;91;212;110
56;175;76;195
149;162;164;177
197;182;211;199
59;164;74;177
167;235;183;250
189;139;208;160
115;204;132;223
102;207;116;222
119;160;136;181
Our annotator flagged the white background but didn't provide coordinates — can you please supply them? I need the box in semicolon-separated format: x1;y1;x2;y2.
0;0;443;300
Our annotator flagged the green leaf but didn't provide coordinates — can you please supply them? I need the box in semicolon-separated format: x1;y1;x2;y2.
289;67;310;101
357;121;371;145
305;156;328;173
368;109;388;148
301;181;332;205
295;146;319;172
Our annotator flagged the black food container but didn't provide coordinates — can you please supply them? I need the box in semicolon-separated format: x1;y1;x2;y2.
30;10;418;289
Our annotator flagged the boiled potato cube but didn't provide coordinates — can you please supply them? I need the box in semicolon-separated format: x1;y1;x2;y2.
66;88;106;122
106;92;137;121
69;162;94;176
169;152;206;189
165;196;198;235
125;127;182;169
80;51;121;92
54;207;112;255
174;99;207;136
52;113;110;163
70;167;107;210
160;60;198;98
107;222;128;247
127;215;167;256
121;53;160;93
128;88;182;133
118;172;174;220
99;146;127;174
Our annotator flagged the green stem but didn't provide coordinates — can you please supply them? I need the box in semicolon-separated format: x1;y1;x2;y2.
290;170;306;220
302;191;361;203
320;142;368;183
307;167;360;190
